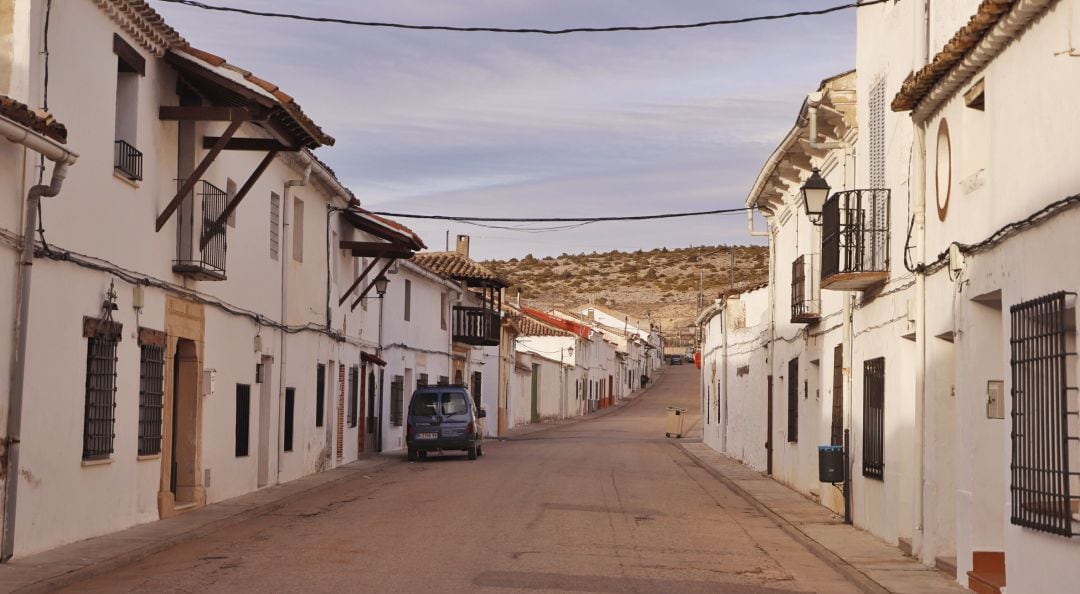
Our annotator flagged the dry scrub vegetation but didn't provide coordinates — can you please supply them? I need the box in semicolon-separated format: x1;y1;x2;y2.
484;245;769;331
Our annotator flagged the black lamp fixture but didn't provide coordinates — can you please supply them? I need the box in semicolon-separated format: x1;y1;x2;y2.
373;274;389;298
801;168;831;225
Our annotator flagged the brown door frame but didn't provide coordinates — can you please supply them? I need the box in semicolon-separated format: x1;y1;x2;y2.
159;296;206;518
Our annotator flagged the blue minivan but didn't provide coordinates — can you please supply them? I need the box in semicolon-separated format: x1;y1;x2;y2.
406;385;485;461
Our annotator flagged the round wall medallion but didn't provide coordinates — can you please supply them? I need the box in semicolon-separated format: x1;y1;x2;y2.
935;119;951;221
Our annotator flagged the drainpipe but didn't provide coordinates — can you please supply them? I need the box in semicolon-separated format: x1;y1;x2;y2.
277;158;310;484
912;0;931;560
1;119;78;561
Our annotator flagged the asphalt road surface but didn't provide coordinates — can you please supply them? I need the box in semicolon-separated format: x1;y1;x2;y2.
63;366;862;593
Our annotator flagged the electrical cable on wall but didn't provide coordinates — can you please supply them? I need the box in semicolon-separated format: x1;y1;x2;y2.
156;0;892;35
371;206;752;223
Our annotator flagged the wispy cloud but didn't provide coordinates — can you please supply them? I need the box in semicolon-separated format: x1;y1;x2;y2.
152;0;855;258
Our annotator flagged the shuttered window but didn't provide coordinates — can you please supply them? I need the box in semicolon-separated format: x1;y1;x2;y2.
868;77;888;268
830;344;844;447
138;329;165;456
83;318;122;460
235;384;250;457
863;357;886;480
270;192;280;260
1010;292;1079;537
787;358;799;443
292;197;304;262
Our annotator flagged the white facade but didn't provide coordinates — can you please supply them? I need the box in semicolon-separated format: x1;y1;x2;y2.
0;0;424;558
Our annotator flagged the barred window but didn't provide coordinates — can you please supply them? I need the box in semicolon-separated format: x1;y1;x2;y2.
1010;292;1079;537
137;329;165;456
83;318;122;460
417;373;428;389
863;357;886;480
787;358;799;443
390;375;404;426
348;366;359;428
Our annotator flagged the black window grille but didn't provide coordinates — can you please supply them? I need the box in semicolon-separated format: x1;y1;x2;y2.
83;321;121;460
235;384;250;457
417;373;428;389
114;139;143;181
348;366;359;428
787;358;799;443
284;387;295;452
391;376;405;426
472;371;483;412
315;363;325;427
137;334;165;456
1010;291;1079;537
863;357;886;480
438;375;449;386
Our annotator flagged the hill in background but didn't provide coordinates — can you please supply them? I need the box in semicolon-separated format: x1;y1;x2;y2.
483;245;770;334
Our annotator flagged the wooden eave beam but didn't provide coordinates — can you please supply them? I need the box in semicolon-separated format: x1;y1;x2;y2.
202;137;297;151
159;105;267;122
200;149;279;249
339;241;414;259
351;258;397;311
156;120;243;232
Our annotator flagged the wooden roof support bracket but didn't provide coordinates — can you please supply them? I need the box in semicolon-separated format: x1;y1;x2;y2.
200;149;279;249
338;241;414;259
339;255;385;306
351;258;397;311
202;137;296;151
155;119;242;231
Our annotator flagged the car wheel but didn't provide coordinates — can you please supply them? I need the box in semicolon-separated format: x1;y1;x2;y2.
407;447;417;462
467;444;478;460
477;444;484;457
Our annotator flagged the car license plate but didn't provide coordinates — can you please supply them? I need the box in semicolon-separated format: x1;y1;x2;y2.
417;432;438;440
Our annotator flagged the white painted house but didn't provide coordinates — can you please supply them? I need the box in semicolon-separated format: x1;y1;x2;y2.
0;0;424;559
702;1;1080;591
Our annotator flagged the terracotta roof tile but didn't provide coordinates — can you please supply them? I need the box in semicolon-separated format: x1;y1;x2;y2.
412;252;509;287
892;0;1016;112
0;95;68;143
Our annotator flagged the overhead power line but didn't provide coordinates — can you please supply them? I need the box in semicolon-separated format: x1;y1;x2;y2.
156;0;891;35
369;206;752;223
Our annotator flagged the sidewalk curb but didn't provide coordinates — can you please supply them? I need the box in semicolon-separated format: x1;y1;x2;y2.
675;442;889;594
495;369;668;441
10;457;396;594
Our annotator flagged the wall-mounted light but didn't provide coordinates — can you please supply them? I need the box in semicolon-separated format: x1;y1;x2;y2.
801;168;831;225
374;274;389;298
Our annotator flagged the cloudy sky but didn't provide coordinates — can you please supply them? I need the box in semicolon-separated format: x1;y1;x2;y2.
152;0;856;260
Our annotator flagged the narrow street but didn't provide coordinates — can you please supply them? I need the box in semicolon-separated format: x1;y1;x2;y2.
62;367;862;593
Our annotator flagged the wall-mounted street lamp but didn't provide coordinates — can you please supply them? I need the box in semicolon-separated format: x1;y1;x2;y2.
801;168;831;225
373;274;389;298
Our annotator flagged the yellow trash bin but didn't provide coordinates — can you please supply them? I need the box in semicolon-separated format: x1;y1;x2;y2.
666;406;686;438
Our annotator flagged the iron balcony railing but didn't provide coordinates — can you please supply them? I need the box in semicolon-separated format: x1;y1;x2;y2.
791;254;821;323
114;139;143;181
453;305;501;346
821;189;890;290
173;180;227;280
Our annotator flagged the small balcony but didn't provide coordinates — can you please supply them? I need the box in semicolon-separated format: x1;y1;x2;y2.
821;189;890;291
114;139;143;181
453;305;500;346
791;254;820;323
173;180;227;281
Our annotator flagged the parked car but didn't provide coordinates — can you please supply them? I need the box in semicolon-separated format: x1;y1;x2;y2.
406;385;485;461
671;355;683;365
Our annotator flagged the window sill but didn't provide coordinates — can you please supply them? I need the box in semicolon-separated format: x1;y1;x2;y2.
137;454;160;461
113;170;141;188
82;457;114;467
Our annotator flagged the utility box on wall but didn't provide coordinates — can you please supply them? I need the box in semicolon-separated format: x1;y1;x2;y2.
202;369;216;398
986;380;1004;419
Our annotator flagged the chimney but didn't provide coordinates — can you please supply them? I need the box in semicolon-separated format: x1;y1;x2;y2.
587;308;595;322
456;234;470;257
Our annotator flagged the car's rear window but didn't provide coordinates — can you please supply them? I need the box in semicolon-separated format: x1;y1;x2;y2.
442;392;468;416
410;393;440;416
